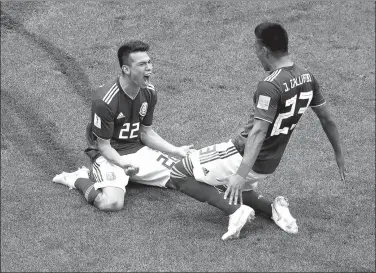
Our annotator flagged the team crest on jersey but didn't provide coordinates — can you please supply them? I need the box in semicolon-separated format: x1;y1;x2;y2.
139;102;148;117
106;172;116;181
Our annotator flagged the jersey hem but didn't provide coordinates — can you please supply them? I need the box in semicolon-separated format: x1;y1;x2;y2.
140;124;152;128
310;101;326;108
92;132;111;141
254;116;273;124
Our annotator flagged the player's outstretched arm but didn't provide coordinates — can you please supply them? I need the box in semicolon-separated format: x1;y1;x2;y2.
219;119;269;205
139;125;193;157
311;104;346;181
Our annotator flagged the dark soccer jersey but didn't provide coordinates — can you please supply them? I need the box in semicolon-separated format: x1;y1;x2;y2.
84;77;157;162
233;64;326;174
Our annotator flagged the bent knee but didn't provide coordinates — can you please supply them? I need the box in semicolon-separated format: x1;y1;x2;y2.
96;199;124;212
94;188;125;211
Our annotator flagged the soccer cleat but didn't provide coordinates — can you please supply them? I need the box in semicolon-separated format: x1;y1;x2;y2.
52;167;90;190
222;205;255;241
271;196;298;234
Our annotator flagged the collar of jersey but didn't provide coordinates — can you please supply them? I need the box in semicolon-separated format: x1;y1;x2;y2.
118;77;140;100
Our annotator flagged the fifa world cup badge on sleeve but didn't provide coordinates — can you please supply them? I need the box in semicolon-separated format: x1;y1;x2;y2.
257;95;271;110
94;113;101;129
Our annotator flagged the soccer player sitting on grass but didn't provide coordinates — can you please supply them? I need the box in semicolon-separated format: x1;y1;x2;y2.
167;22;346;240
52;40;197;211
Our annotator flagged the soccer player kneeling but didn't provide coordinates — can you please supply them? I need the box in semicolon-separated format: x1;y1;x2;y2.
168;22;345;240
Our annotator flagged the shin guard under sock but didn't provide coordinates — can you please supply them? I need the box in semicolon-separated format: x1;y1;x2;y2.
242;190;273;217
171;177;240;215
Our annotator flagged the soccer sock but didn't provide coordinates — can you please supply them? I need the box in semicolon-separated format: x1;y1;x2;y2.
169;177;240;215
74;178;101;205
169;156;240;215
242;190;273;217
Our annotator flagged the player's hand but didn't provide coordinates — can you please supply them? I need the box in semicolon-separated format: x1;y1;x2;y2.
217;174;246;205
335;153;346;181
186;148;197;156
124;166;139;177
175;144;194;158
120;158;139;177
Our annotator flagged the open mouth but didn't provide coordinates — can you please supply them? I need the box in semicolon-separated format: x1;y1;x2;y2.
144;75;151;84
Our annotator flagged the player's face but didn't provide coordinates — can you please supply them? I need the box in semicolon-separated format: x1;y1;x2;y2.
254;40;270;71
127;51;153;88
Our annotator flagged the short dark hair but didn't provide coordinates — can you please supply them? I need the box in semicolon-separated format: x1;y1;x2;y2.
254;22;288;53
117;40;150;67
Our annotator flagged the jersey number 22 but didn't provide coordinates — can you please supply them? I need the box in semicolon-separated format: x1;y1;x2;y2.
119;122;140;139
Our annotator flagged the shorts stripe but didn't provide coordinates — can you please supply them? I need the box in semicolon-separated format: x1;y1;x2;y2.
90;164;97;182
92;169;100;182
182;159;190;175
93;163;103;182
199;146;237;162
171;166;187;178
200;149;238;165
92;171;98;182
182;157;194;176
187;156;194;173
200;152;232;162
199;146;237;160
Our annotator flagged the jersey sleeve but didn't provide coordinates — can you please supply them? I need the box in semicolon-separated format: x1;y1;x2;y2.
91;100;114;140
142;89;157;126
253;81;281;123
310;74;326;107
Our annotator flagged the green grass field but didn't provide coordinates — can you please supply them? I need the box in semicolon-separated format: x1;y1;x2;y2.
1;1;375;272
